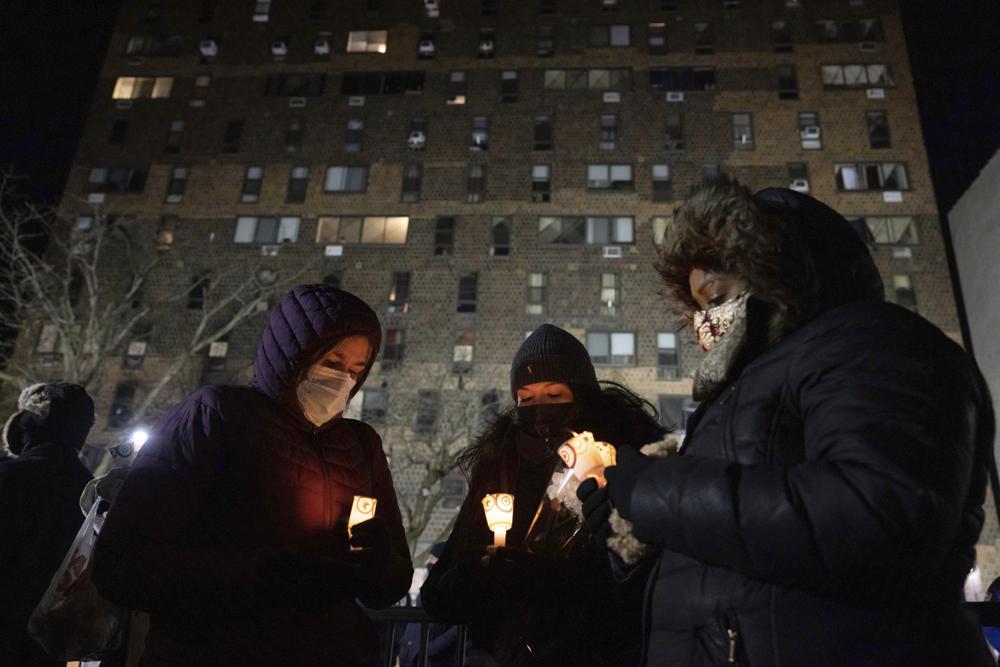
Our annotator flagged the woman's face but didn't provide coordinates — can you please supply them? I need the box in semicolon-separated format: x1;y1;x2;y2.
688;268;747;311
310;335;370;380
516;382;573;406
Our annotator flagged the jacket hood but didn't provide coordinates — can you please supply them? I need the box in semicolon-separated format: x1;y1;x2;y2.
753;187;884;314
252;285;382;411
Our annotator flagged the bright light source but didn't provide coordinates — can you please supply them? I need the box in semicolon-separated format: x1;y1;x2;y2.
131;429;149;450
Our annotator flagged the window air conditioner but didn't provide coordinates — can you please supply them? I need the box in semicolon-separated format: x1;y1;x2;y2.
602;246;623;259
348;96;365;106
199;40;219;57
418;40;436;57
314;39;331;55
666;91;684;102
477;40;495;56
271;40;288;56
471;131;488;146
800;126;821;140
789;178;810;193
866;88;886;99
407;130;427;149
603;92;621;103
261;245;280;257
288;97;307;107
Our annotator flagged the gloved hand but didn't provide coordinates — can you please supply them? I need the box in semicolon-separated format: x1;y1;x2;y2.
576;478;612;542
348;515;392;584
603;445;654;521
257;549;363;612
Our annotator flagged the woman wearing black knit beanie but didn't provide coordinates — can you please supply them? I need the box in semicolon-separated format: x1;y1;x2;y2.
420;324;670;667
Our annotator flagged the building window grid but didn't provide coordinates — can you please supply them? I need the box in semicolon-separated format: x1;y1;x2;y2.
234;216;300;244
346;30;388;54
820;63;894;88
798;112;822;150
323;166;368;193
543;68;632;91
863;216;918;245
241;166;263;202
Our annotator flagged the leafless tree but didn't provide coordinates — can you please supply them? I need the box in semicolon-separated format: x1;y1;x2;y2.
0;172;312;425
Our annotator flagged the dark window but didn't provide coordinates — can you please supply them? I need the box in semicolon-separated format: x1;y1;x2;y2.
345;118;364;152
649;67;716;91
599;114;617;150
164;120;185;153
533;115;554;150
665;113;684;150
286;166;309;203
470;116;489;151
388;272;411;313
733;113;753;149
457;273;478;313
309;0;330;17
481;0;497;15
323;273;341;288
361;389;388;423
480;389;501;423
199;0;218;22
652;164;672;202
241;166;263;203
264;73;326;97
467;165;486;203
501;70;519;103
866;111;891;148
109;119;129;145
187;274;209;309
817;18;885;43
660;0;677;8
145;0;165;22
532;165;551;203
401;163;422;202
165;166;188;203
285;119;305;152
108;382;137;429
223;120;243;153
648;22;666;54
777;65;798;100
415;390;440;436
434;217;455;255
539;0;556;13
382;329;405;367
478;28;496;58
491;217;511;256
537;24;555;56
772;20;792;52
86;167;147;193
694;22;713;54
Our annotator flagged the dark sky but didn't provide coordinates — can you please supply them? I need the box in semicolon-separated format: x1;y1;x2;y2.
1;0;998;213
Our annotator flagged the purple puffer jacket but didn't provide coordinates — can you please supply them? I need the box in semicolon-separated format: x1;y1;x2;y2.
93;285;413;666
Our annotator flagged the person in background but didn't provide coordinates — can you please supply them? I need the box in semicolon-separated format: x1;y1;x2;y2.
93;285;413;666
0;383;95;666
422;324;668;666
580;178;996;665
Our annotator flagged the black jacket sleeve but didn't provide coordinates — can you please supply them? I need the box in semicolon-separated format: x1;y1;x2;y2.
92;388;268;618
628;311;989;599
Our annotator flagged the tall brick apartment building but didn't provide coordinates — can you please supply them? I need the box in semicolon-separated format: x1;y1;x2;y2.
53;0;988;558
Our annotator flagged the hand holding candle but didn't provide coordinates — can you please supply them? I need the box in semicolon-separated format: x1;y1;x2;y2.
557;431;617;487
481;493;515;547
348;495;378;538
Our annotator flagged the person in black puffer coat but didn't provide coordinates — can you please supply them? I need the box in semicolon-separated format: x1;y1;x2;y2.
93;286;413;666
422;324;668;667
579;178;996;666
0;383;95;667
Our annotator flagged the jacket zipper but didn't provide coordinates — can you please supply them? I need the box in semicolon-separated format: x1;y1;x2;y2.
725;611;745;666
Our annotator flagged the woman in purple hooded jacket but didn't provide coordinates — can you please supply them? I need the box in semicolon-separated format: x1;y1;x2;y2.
93;285;413;666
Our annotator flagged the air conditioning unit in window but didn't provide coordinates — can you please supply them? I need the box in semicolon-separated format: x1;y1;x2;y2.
666;91;685;102
288;97;307;107
477;40;495;57
199;39;219;57
800;126;821;140
261;245;280;257
603;92;621;103
271;40;288;56
418;40;436;58
348;96;365;106
87;193;106;204
602;246;623;259
314;39;331;55
407;130;427;149
866;88;886;99
789;178;810;193
324;244;344;256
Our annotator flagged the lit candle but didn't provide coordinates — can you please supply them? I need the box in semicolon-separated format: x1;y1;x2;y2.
557;431;617;487
348;495;378;537
481;493;515;547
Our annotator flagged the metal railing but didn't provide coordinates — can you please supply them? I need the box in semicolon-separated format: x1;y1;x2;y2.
364;606;467;667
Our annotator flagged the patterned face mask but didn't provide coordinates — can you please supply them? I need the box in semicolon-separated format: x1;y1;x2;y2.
692;293;749;352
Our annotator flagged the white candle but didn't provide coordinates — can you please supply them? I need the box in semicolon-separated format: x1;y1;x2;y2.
348;495;377;536
481;493;514;547
557;431;617;487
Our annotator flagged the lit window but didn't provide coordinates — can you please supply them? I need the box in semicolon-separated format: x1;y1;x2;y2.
315;216;408;244
347;30;388;53
651;215;671;246
112;76;174;99
834;163;908;191
539;216;633;244
324;166;368;192
820;63;894;88
863;216;918;245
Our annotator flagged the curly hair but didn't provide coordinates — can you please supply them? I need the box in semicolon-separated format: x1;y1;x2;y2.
654;177;815;335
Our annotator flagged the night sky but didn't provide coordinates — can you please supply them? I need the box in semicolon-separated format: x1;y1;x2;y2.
1;0;998;213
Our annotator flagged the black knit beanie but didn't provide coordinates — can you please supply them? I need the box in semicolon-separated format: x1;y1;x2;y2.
510;325;600;398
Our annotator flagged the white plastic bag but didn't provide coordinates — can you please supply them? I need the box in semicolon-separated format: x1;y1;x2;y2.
27;498;125;660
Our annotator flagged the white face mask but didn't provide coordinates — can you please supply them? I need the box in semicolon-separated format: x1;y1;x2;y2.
296;366;356;427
